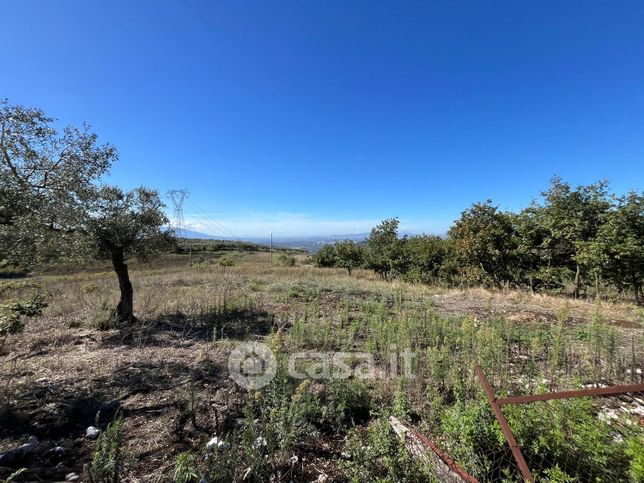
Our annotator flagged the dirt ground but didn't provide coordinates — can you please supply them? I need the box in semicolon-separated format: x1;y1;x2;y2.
1;252;642;481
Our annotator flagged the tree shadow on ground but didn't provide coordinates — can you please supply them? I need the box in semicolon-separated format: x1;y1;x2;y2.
0;379;118;481
0;356;224;481
0;385;112;441
92;359;222;398
101;305;277;348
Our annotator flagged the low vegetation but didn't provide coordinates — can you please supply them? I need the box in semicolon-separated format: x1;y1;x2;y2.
0;251;642;481
315;179;643;303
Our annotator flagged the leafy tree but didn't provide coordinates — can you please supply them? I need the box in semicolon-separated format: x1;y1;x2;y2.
83;186;171;321
313;244;337;268
577;192;644;302
403;235;446;283
448;201;515;287
365;218;405;281
0;99;116;266
511;206;565;291
0;100;171;322
334;240;364;275
538;177;610;298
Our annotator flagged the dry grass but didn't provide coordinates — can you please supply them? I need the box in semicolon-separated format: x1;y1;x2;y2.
1;251;642;481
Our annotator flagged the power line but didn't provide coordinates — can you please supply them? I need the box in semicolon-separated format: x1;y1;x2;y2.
184;197;235;238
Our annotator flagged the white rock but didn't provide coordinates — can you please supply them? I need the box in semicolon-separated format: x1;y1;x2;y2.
65;473;80;482
85;426;100;440
206;436;230;450
254;436;267;448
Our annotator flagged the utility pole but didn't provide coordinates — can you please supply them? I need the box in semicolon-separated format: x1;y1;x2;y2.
270;231;273;265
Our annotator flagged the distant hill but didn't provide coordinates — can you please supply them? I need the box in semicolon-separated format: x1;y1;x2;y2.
175;231;436;252
177;229;219;239
236;234;369;252
174;231;369;252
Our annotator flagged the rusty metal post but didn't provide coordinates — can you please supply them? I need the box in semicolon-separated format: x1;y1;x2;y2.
475;365;534;482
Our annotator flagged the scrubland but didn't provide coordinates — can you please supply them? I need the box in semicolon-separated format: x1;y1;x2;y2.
1;252;643;482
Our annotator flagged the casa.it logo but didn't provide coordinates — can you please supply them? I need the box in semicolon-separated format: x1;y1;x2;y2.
228;342;277;390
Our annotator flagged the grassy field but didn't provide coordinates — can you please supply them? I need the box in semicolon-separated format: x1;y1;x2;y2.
1;251;643;482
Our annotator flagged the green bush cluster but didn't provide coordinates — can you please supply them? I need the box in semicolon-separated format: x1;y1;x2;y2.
0;281;47;344
314;177;643;302
90;416;127;482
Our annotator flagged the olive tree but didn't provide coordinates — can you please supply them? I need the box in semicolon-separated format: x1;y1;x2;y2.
0;100;116;265
0;100;171;322
84;186;171;321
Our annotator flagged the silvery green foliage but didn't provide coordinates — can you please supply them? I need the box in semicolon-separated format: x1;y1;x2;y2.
0;100;172;267
84;185;173;261
0;99;117;266
0;294;47;339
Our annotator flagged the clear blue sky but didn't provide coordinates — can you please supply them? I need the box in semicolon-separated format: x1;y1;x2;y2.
2;1;643;237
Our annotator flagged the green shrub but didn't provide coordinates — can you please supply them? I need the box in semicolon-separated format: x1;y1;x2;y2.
344;413;434;482
626;436;644;482
90;416;126;483
276;253;296;267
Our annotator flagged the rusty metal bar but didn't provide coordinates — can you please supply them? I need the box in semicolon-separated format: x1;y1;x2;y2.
496;382;644;405
475;365;535;482
390;416;479;482
413;427;480;482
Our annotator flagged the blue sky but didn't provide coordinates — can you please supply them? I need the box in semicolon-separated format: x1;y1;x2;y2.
2;1;643;237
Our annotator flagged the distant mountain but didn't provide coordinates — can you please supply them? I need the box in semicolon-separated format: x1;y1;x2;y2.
175;231;370;252
239;234;369;252
178;229;220;239
176;231;433;252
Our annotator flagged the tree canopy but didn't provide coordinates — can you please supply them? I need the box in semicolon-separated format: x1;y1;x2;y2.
0;100;171;322
314;178;643;303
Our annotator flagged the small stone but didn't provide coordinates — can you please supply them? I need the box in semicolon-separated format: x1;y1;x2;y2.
206;436;230;450
340;451;351;460
254;436;267;448
65;473;80;482
49;445;66;455
86;426;100;440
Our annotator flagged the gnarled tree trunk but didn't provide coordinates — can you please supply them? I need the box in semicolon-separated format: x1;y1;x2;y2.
111;247;135;322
